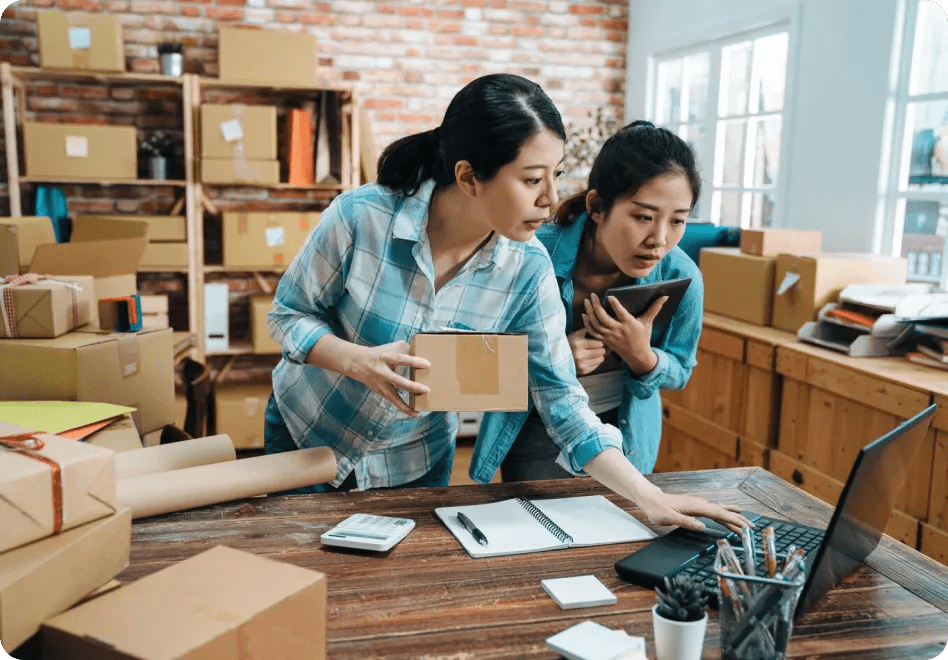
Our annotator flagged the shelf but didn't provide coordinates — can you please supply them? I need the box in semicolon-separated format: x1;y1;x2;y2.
138;266;189;273
9;66;186;87
199;76;351;94
20;176;187;187
204;265;287;274
201;181;345;192
206;340;256;356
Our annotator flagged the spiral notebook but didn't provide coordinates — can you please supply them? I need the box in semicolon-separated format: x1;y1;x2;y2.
435;495;656;558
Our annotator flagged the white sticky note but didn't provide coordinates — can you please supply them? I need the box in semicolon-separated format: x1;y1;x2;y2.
776;271;801;296
68;26;92;50
219;119;244;143
546;620;646;660
541;575;618;610
65;135;89;158
265;226;285;248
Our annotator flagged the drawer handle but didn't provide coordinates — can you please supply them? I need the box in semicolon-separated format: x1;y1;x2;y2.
792;469;804;485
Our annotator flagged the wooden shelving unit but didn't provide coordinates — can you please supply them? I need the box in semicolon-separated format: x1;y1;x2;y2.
1;62;359;361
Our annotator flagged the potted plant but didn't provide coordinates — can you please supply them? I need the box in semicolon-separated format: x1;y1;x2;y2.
157;40;184;76
140;131;174;180
652;574;709;660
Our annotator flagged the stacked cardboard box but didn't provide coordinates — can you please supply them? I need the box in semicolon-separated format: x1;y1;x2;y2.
201;104;279;185
72;215;188;271
0;217;56;275
36;11;125;72
218;27;319;88
222;211;320;269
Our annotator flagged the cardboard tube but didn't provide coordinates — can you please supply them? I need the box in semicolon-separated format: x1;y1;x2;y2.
114;435;236;480
116;447;337;519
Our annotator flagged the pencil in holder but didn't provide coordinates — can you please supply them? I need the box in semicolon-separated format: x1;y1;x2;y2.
714;546;805;660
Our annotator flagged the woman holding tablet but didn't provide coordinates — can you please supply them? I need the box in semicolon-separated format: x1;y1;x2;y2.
474;121;704;481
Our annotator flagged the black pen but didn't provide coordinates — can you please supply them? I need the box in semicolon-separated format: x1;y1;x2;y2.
457;512;488;546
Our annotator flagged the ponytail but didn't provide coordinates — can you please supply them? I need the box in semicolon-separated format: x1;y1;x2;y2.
376;128;446;196
551;191;587;226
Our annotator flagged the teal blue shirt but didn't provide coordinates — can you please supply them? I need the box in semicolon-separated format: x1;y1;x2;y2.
470;213;703;481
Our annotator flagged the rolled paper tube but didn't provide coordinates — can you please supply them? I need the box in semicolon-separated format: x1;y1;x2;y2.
116;446;337;519
114;434;237;480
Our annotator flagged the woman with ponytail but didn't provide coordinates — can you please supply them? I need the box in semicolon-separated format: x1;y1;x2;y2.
266;76;746;534
475;121;705;481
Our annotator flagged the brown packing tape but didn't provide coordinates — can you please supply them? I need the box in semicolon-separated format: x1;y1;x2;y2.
117;334;140;377
232;159;262;181
456;334;499;395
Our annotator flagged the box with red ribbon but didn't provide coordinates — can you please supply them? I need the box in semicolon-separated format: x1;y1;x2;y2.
0;273;94;338
0;422;117;554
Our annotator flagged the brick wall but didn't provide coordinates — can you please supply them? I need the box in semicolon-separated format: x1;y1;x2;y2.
0;0;628;337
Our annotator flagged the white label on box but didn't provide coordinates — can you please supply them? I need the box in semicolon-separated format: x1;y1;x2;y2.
776;272;801;296
65;136;89;158
68;26;92;50
219;119;244;143
265;226;285;247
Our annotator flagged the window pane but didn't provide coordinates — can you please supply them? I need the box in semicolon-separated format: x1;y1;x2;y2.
713;190;743;226
683;53;710;123
909;0;948;95
719;41;752;117
901;200;947;285
716;120;746;187
750;32;789;113
749;192;777;228
655;59;683;126
749;116;782;187
904;99;948;188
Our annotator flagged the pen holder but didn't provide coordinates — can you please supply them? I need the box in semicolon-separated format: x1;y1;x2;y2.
714;548;805;660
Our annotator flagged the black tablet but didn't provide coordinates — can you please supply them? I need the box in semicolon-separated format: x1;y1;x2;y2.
601;277;692;340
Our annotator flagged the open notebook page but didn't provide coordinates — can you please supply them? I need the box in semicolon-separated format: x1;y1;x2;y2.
531;495;657;547
435;499;567;558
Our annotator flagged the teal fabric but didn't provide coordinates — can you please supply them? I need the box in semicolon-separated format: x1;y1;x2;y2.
33;185;69;243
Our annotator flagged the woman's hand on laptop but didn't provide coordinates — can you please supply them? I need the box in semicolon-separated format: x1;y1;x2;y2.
639;492;751;534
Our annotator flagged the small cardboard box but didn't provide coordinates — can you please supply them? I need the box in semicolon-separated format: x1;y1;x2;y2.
219;27;319;88
139;294;169;328
23;122;136;180
73;214;187;242
410;332;529;412
0;327;174;434
222;211;319;269
0;508;131;651
739;228;824;256
139;241;189;269
0;274;94;338
0;217;56;275
0;423;117;554
201;104;278;160
771;253;908;332
250;295;280;354
215;383;272;449
42;545;327;660
37;10;125;72
202;157;280;185
699;247;777;326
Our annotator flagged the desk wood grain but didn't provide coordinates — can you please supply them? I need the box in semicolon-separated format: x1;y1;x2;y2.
121;468;948;659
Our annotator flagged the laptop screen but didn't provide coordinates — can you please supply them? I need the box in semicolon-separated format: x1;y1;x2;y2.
795;403;936;618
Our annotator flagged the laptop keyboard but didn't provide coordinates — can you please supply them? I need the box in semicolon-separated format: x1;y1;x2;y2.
678;515;824;606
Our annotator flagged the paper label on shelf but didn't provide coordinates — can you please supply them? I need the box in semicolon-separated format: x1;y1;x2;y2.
219;119;244;143
68;26;92;50
776;272;801;296
65;135;89;158
265;227;285;247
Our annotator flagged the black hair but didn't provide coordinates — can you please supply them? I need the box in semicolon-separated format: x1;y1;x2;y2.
553;120;701;226
376;73;566;196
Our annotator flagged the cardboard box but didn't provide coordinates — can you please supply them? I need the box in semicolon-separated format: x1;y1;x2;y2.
37;11;125;72
699;247;777;326
0;327;174;434
139;241;189;269
250;295;280;354
0;509;131;651
202;158;280;185
219;27;319;88
23;122;136;180
84;412;143;452
410;332;528;412
0;423;117;553
73;214;187;242
201;104;278;160
42;545;327;660
215;383;271;449
222;211;319;269
140;294;169;328
739;228;824;256
0;274;94;338
0;217;56;275
771;253;908;332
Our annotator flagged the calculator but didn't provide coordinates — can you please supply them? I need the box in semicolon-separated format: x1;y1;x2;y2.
320;514;416;552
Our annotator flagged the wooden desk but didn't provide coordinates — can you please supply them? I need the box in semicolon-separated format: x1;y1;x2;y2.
121;468;948;659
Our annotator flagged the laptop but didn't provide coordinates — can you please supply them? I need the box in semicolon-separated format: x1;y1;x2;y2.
615;403;936;619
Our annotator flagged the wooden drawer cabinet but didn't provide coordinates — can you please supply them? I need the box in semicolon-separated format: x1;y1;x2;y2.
927;395;948;536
